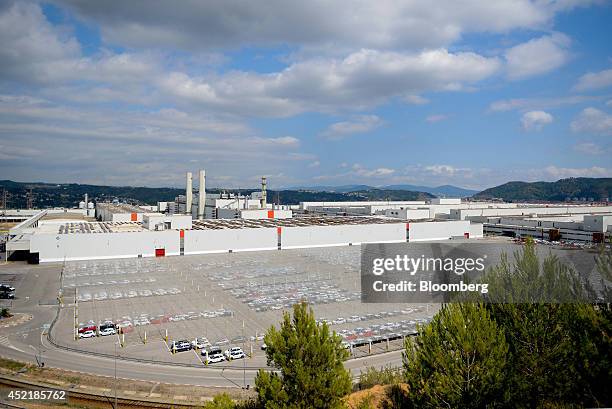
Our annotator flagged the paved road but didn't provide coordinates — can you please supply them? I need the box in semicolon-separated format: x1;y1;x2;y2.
0;261;405;388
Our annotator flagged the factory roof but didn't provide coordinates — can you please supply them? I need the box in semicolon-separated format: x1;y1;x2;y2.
96;203;147;214
190;215;402;230
50;215;403;234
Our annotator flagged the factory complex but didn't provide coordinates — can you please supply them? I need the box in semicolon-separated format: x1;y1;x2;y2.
4;170;612;263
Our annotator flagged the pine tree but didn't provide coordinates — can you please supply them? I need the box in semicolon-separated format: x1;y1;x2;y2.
402;303;508;408
255;302;352;409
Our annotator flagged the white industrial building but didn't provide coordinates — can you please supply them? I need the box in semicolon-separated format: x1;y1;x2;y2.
96;203;153;222
408;220;483;241
16;169;611;263
306;199;519;220
7;211;418;262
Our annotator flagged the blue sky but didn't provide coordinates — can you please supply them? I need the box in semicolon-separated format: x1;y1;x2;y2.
0;1;611;190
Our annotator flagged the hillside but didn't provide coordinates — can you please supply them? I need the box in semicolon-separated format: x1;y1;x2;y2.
0;180;433;209
289;184;477;197
474;178;612;202
383;184;477;197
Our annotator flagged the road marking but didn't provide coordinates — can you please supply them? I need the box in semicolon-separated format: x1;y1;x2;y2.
0;335;27;353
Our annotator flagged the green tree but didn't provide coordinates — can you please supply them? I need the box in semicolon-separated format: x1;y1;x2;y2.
255;302;352;409
402;303;508;408
398;242;611;408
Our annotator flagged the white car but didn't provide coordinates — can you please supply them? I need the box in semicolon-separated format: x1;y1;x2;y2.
99;327;116;336
134;318;150;326
204;348;226;364
79;330;96;339
192;338;212;349
224;347;246;360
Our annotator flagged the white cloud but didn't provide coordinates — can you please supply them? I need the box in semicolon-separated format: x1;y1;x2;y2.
573;142;604;155
542;165;612;179
424;164;472;177
521;110;553;131
308;161;320;168
55;0;590;52
161;48;500;116
425;114;448;123
320;115;383;139
571;107;612;135
0;94;314;187
504;33;571;79
574;68;612;91
403;95;429;105
314;163;395;181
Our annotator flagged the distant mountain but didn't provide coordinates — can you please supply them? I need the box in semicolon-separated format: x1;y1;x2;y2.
288;184;373;193
473;178;612;202
291;183;477;197
382;184;478;198
0;180;184;208
0;180;434;208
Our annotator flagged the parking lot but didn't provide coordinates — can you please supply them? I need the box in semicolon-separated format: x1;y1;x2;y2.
51;246;438;367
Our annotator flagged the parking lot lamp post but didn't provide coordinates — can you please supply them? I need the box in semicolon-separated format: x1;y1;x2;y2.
114;341;118;409
243;320;246;389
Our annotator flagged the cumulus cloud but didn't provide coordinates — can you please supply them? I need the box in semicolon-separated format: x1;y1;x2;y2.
521;110;553;131
320;115;383;139
574;68;612;91
505;33;571;79
54;0;585;52
160;48;501;116
571;107;612;135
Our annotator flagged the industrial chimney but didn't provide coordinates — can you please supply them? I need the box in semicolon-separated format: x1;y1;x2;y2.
198;169;206;219
261;176;267;209
185;172;193;214
84;193;88;211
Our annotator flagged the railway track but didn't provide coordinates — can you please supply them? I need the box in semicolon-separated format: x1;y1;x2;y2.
0;375;200;408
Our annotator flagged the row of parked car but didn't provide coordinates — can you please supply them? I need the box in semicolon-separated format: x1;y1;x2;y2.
78;321;117;338
0;283;15;300
76;287;182;302
317;309;419;326
78;309;234;333
168;339;246;364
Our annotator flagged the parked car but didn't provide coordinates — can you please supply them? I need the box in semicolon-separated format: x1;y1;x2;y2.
79;330;96;339
224;347;246;360
78;325;97;334
99;326;116;336
0;292;15;299
0;284;15;292
170;340;192;352
203;347;225;364
192;338;211;349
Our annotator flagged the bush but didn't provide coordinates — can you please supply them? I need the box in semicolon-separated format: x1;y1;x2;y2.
357;366;403;390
